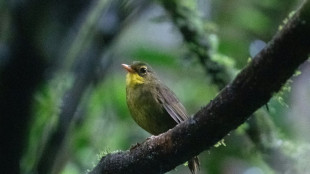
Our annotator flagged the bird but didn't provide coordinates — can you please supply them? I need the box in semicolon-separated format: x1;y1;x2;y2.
122;61;199;174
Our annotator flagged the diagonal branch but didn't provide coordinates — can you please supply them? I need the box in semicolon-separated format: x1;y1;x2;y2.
90;1;310;173
160;1;307;173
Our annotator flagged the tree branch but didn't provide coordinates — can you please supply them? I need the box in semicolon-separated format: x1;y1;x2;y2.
90;1;310;173
160;1;307;173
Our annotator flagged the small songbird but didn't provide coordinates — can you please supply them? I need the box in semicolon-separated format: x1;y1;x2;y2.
122;61;199;174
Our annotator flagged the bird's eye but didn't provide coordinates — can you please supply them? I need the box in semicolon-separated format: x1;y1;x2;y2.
139;67;147;75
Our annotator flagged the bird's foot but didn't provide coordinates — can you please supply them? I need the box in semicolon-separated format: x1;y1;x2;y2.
130;135;157;151
146;135;156;141
130;142;141;151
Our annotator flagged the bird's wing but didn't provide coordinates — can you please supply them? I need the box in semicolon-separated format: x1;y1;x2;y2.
157;85;188;124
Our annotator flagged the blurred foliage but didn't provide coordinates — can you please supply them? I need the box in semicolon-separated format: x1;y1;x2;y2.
213;0;298;68
21;76;74;173
1;0;309;173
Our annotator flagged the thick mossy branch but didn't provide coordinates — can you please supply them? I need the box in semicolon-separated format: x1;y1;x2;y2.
160;1;308;173
90;1;310;174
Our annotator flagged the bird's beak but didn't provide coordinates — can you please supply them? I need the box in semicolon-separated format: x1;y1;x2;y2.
122;64;134;73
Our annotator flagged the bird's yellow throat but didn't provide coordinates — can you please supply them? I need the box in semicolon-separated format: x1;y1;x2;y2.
126;72;144;87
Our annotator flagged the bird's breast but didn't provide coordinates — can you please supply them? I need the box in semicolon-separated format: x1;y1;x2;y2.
126;85;176;135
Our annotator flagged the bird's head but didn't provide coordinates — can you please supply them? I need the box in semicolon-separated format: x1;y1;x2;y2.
122;61;157;87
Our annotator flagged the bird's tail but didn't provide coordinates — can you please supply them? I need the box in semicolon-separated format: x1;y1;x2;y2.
188;156;200;174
